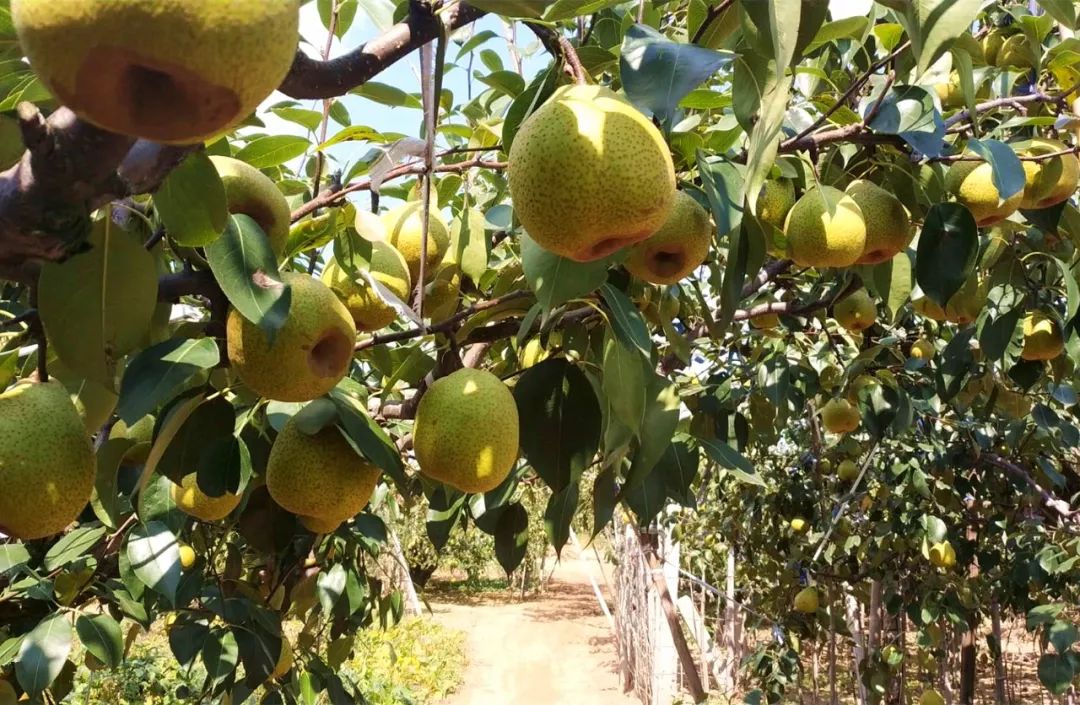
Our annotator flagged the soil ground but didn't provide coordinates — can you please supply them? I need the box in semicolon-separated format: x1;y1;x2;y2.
431;542;637;705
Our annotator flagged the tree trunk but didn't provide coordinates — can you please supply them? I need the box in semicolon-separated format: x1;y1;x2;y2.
844;587;867;705
991;602;1007;704
643;540;707;703
959;527;980;705
721;543;739;693
867;580;883;652
829;589;838;705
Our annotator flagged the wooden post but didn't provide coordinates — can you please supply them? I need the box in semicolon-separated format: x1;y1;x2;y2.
844;587;867;705
721;543;739;693
642;536;708;703
959;526;979;704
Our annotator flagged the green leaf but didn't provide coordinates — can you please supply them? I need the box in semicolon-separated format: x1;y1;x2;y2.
659;440;700;508
965;138;1025;201
293;398;340;435
1028;603;1066;629
899;0;983;75
744;0;803;68
620;24;732;123
698;157;744;237
602;332;648;435
718;220;766;330
600;284;651;357
544;0;624;21
521;233;612;312
43;526;106;571
544;482;579;555
916;203;978;308
591;468;617;539
698;438;766;486
126;520;182;603
871;249;913;323
16;614;72;698
623;457;668;526
117;337;220;424
206;214;292;342
201;629;239;688
0;544;29;575
979;307;1023;362
864;85;945;157
91;439;130;529
1038;653;1074;695
153;151;228;248
331;392;406;487
503;64;559;154
623;378;682;492
740;57;792;211
156;396;236;486
1049;620;1079;654
478;70;526;98
493;502;529;575
235;136;310;169
922;515;947;542
351;82;421;109
38;216;159;383
317;564;348;614
1039;0;1076;27
75;615;122;669
514;359;602;492
456;29;499;57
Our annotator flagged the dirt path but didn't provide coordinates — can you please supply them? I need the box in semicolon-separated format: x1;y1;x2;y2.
433;542;638;705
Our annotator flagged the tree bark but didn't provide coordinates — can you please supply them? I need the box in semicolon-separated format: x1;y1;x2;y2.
991;602;1007;704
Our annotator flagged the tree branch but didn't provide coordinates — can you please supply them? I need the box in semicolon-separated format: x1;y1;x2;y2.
278;2;487;100
983;453;1078;522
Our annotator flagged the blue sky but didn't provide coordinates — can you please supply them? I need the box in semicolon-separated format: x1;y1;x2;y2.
261;4;548;191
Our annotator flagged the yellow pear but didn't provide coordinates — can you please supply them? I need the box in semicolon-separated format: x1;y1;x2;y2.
790;517;809;533
210;156;292;257
794;587;819;614
784;186;866;268
833;288;877;332
933;74;988;110
508;84;676;262
227;273;357;402
928;540;956;568
383;201;451;284
423;268;462;321
845;180;912;264
414;369;520;494
751;313;781;330
945;159;1023;227
919;689;945;705
821;398;860;434
757;179;796;256
1018;138;1080;210
322;241;412;332
624;191;713;284
1021;310;1064;361
179;544;197;570
910;339;935;361
837;459;859;481
12;0;300;143
0;379;95;539
266;416;382;532
981;30;1007;66
911;274;987;325
170;473;242;522
996;33;1036;68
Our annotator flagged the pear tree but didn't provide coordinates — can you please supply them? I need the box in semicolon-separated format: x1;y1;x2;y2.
1;1;1080;703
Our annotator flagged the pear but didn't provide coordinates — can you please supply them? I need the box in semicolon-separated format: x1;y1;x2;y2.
265;416;381;532
414;368;520;494
910;339;935;361
508;84;676;262
945;159;1022;227
837;459;859;482
911;275;987;325
784;186;866;268
110;414;155;465
423;268;462;321
624;191;713;284
179;544;197;570
793;587;819;614
12;0;300;143
170;473;242;522
1021;310;1064;361
227;273;357;402
322;240;412;332
790;517;809;533
1018;138;1080;210
211;156;292;257
996;33;1036;69
757;179;796;256
833;288;877;332
0;379;95;539
928;540;956;568
933;74;989;110
383;201;451;284
845;180;912;264
821;398;860;434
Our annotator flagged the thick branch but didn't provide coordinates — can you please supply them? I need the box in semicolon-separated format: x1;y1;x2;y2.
983;453;1077;521
278;2;487;100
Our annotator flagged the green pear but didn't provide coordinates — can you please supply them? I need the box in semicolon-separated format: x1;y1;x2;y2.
211;156;292;257
226;273;357;402
12;0;301;143
0;379;96;539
